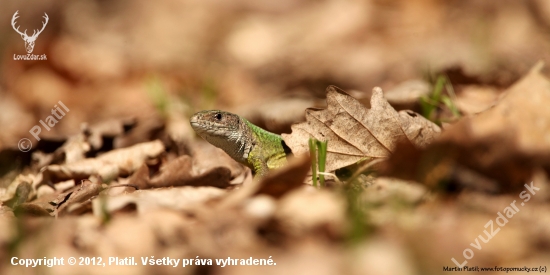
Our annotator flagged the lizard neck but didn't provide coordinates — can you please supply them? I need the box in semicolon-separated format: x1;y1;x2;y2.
243;119;282;145
242;119;288;166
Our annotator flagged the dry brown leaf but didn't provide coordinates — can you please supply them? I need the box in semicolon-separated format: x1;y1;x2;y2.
51;178;102;217
15;203;53;217
282;86;441;172
465;62;550;154
255;154;311;199
130;155;232;189
0;174;37;205
381;62;550;192
454;85;500;115
85;118;138;150
219;155;310;208
28;119;138;171
8;181;67;217
191;141;248;183
52;128;91;164
9;181;32;210
42;140;165;185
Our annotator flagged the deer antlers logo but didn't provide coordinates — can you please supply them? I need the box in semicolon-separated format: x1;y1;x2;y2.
11;10;49;54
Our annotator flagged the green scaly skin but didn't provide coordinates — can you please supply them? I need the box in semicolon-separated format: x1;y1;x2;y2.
190;110;289;177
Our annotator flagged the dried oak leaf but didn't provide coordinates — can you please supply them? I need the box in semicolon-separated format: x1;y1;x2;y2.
282;86;441;172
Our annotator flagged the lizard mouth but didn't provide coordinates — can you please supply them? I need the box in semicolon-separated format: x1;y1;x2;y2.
189;116;202;130
190;122;205;134
190;118;213;136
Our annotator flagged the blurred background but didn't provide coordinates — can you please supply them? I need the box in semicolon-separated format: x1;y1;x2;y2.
1;1;550;274
1;0;550;149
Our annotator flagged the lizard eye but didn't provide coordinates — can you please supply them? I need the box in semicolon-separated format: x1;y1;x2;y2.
215;113;222;120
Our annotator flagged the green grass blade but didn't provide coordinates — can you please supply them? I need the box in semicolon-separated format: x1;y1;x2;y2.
420;74;447;122
317;140;328;187
309;138;318;188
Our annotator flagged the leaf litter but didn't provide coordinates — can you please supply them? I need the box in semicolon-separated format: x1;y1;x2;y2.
2;69;550;274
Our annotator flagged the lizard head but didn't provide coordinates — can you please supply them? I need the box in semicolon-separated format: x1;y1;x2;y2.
190;110;247;153
190;110;251;162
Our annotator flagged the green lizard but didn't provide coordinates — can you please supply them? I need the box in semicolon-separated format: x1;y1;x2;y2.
190;110;290;177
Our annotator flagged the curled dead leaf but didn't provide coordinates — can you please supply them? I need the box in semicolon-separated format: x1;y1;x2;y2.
52;178;102;217
42;140;165;185
130;155;233;189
